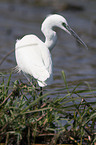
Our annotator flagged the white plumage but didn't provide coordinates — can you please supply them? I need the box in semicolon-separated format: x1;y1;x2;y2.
15;35;52;87
15;14;87;87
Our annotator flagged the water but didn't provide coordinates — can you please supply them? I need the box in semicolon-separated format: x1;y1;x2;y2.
0;0;96;92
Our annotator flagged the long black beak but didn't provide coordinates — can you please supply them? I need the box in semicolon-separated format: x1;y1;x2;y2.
66;25;88;49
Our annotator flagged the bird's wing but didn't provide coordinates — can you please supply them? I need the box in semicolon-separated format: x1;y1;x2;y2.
15;35;52;83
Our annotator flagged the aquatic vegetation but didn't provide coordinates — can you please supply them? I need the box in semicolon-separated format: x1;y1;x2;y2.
0;71;96;144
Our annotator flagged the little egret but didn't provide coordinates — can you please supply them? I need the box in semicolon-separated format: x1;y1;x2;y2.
15;14;87;87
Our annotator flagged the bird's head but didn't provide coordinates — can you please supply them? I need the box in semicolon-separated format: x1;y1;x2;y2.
42;14;87;49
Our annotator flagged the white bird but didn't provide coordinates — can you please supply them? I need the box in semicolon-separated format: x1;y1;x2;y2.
15;14;87;87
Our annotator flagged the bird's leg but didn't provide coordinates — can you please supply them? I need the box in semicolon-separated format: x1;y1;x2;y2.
39;87;43;106
23;73;35;88
38;87;43;116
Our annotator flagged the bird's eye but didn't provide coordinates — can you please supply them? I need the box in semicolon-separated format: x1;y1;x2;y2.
62;22;67;29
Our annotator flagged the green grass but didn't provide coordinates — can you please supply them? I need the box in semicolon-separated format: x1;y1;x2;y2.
0;71;96;145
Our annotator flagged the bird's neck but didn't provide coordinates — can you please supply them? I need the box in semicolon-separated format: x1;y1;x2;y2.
43;29;57;51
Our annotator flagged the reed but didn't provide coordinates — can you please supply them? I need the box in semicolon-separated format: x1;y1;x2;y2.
0;71;96;144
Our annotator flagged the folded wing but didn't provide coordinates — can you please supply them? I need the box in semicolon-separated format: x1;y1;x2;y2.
15;35;53;87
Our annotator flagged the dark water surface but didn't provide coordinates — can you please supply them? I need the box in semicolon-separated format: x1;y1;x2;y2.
0;0;96;92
